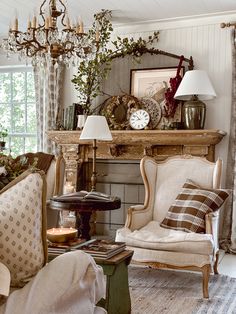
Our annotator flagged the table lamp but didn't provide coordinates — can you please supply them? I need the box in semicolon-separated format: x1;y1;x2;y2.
174;70;216;129
79;115;112;191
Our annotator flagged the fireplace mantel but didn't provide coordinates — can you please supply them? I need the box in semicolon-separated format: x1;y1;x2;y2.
47;129;226;188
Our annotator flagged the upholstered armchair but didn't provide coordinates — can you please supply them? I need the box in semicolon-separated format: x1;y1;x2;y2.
0;169;106;314
17;152;66;228
116;155;228;298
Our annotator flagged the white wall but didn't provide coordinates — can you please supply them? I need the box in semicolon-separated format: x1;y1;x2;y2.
62;13;235;184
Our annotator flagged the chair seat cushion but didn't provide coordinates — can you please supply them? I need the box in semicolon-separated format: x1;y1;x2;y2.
116;221;214;255
160;179;229;233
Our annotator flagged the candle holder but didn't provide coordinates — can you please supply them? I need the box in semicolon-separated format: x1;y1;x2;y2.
47;227;77;243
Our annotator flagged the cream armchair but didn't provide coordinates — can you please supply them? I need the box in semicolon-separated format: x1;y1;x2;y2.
116;155;224;298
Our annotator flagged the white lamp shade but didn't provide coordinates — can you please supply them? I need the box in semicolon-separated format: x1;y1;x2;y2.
79;115;112;141
174;70;216;101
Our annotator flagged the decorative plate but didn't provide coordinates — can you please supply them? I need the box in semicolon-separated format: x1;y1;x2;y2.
99;95;142;130
140;97;162;129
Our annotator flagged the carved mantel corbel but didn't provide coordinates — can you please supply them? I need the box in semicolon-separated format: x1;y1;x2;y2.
144;145;154;156
109;144;125;157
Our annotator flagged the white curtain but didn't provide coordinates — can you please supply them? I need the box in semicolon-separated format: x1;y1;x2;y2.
34;64;64;153
220;29;236;253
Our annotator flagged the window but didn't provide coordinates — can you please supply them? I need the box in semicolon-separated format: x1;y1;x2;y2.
0;66;37;156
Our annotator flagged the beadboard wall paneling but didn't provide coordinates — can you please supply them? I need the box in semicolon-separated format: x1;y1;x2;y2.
97;22;232;183
62;19;232;183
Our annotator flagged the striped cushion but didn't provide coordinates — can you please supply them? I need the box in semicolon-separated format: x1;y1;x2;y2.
160;179;229;233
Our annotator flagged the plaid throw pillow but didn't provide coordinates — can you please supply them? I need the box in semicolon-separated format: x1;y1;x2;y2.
160;179;229;233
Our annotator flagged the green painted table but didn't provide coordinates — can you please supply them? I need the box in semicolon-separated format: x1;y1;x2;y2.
96;250;133;314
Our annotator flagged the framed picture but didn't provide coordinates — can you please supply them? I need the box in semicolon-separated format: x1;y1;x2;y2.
130;67;185;128
130;67;184;98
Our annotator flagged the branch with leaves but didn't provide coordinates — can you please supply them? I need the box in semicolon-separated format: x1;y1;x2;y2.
71;10;193;115
71;10;160;114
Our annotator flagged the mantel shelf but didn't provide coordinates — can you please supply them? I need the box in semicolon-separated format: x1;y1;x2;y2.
47;129;226;188
48;129;226;146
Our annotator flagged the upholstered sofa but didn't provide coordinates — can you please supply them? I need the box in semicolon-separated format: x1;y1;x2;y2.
0;169;106;314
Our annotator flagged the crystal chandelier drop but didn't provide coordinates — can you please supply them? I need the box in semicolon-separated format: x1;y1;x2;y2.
1;0;99;67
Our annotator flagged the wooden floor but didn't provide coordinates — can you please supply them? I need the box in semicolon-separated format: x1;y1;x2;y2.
218;250;236;277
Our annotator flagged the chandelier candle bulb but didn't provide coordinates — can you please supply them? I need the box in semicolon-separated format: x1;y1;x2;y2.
32;16;37;28
27;20;31;29
45;18;49;30
49;16;53;28
79;20;84;33
76;24;80;34
66;16;70;29
12;18;18;31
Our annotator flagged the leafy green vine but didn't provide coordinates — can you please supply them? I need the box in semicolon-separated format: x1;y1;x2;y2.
71;10;159;114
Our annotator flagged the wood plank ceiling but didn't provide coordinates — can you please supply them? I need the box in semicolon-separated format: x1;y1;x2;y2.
0;0;235;36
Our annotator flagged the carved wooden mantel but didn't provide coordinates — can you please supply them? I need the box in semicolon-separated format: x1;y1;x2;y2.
47;129;226;189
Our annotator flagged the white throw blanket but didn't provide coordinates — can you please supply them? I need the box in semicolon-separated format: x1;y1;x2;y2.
0;251;106;314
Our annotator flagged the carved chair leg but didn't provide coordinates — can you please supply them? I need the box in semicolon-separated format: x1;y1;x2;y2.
213;251;219;274
202;264;210;298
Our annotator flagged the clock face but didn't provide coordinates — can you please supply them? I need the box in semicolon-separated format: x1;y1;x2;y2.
129;109;150;130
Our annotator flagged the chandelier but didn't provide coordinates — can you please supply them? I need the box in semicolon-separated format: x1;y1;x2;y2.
1;0;100;67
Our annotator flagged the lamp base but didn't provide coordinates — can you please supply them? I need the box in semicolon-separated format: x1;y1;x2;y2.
182;98;206;129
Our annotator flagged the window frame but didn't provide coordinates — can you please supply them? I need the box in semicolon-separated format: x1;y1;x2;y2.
0;65;37;155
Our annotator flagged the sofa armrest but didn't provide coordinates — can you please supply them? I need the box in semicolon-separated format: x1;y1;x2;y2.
125;204;153;231
205;211;220;253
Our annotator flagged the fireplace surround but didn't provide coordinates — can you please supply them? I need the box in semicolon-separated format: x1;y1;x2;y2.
47;129;226;236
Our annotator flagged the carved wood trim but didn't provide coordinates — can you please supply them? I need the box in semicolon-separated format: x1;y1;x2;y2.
131;260;211;298
47;129;226;189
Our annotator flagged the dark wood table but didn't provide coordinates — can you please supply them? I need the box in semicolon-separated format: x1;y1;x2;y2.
50;192;121;240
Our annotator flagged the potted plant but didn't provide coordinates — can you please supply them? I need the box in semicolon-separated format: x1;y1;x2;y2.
0;124;8;150
71;10;159;115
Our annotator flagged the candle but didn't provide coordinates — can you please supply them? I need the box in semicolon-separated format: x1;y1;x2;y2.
49;16;53;28
79;20;84;33
32;16;37;28
64;181;75;194
28;20;31;29
12;18;18;31
47;227;77;243
45;17;49;30
66;15;71;29
76;24;80;34
48;227;76;235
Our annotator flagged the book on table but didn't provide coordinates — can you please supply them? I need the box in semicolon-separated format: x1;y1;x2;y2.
47;238;94;255
77;239;126;259
48;239;126;260
83;191;114;201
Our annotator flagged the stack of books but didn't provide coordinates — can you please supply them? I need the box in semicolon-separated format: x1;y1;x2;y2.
48;238;93;258
79;239;126;260
48;239;126;260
